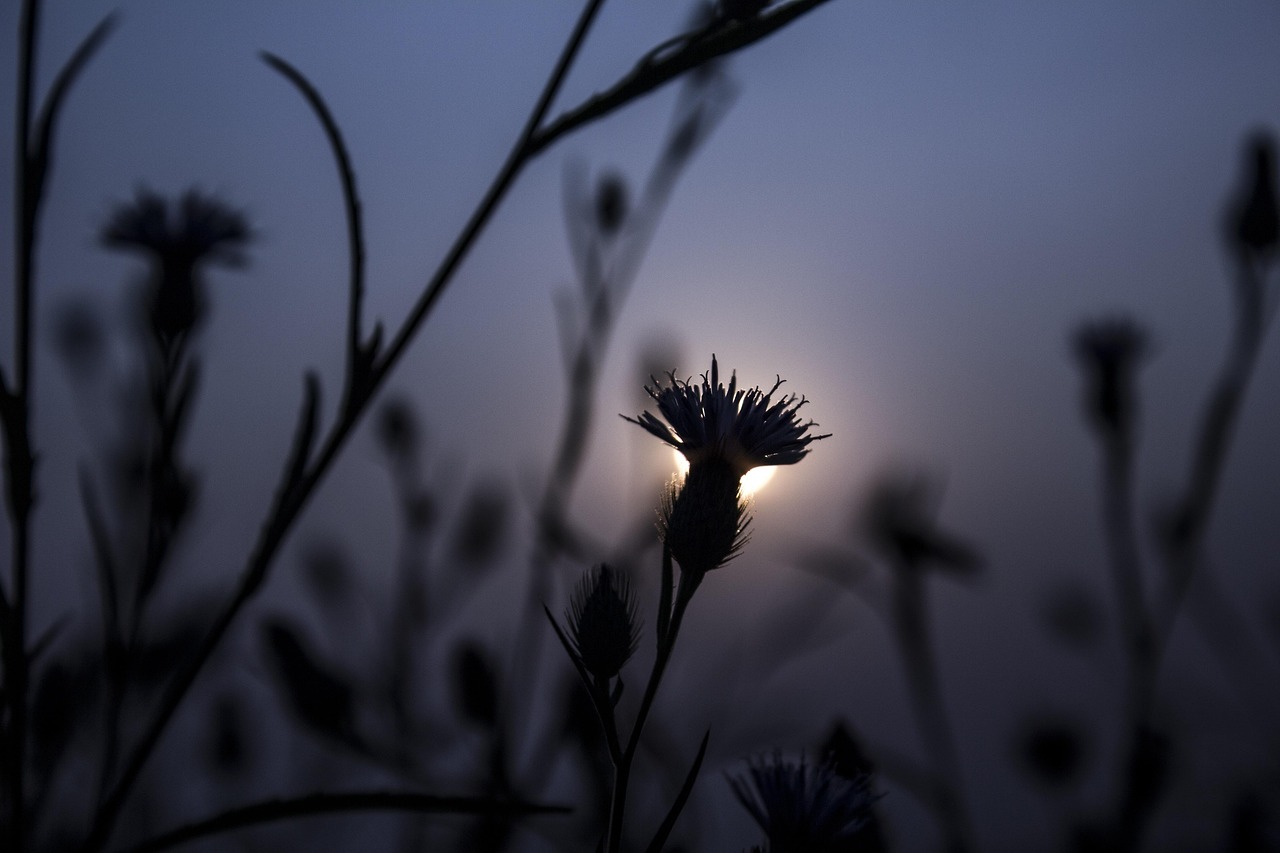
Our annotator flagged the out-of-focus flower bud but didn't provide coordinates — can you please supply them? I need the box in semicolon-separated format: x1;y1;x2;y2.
1228;132;1279;259
594;172;629;237
1071;317;1149;438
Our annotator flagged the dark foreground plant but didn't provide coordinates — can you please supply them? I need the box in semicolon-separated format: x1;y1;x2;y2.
550;356;828;851
795;130;1280;852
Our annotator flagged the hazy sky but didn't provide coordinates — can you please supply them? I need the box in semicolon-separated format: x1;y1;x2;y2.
4;2;1280;849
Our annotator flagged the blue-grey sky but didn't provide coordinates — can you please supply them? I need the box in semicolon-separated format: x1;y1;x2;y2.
4;2;1280;849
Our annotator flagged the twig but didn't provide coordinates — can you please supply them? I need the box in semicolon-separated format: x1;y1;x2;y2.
260;53;372;417
527;0;836;158
5;4;114;848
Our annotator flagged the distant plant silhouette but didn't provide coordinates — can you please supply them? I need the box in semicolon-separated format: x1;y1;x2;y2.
796;132;1280;851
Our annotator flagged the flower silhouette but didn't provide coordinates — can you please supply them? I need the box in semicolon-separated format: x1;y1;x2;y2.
625;356;826;576
102;188;251;343
565;564;641;681
729;752;879;853
624;355;828;476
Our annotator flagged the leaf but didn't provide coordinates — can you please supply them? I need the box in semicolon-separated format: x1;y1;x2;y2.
27;15;117;197
644;729;710;853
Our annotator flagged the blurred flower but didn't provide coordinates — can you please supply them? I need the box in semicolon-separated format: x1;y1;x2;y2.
624;355;828;476
594;171;629;237
1071;317;1149;437
729;752;878;853
565;564;641;681
375;396;421;459
1227;131;1278;259
858;471;981;576
102;188;251;343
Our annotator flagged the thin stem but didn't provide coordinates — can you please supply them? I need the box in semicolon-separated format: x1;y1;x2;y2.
5;1;41;847
606;568;700;853
372;0;608;388
1100;432;1154;708
1153;257;1271;669
1098;431;1161;851
891;567;974;853
259;53;368;410
526;0;835;158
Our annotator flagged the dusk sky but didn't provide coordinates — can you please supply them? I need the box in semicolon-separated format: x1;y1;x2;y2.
4;2;1280;850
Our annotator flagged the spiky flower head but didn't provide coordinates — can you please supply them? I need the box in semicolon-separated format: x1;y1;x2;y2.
624;355;829;477
566;564;640;681
729;752;879;853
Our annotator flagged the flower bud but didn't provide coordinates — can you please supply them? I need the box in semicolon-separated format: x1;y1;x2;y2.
1071;317;1149;438
567;564;640;681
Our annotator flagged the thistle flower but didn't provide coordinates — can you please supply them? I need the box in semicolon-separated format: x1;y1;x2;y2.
626;356;826;576
729;752;879;853
624;355;829;477
565;564;640;681
102;188;251;343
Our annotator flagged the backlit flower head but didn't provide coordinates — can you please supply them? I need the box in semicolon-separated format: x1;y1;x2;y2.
729;752;879;853
624;355;829;477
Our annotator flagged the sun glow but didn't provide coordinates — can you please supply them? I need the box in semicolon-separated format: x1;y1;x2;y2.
671;449;777;497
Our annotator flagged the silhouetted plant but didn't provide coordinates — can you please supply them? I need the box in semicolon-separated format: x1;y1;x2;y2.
1;1;837;850
548;356;828;852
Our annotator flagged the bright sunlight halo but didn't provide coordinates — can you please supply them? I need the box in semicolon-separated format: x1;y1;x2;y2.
671;449;776;497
